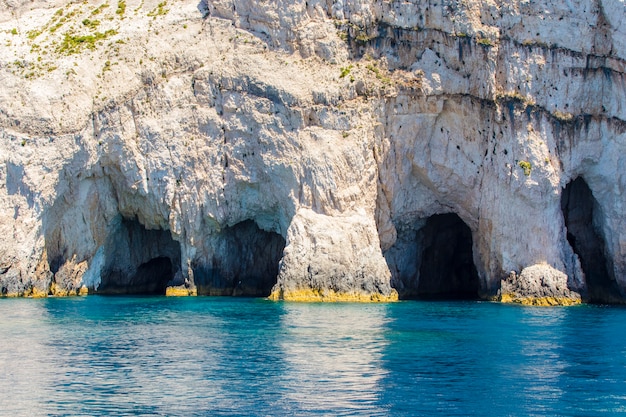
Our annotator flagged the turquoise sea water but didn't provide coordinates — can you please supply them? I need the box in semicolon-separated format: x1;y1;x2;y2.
1;297;625;416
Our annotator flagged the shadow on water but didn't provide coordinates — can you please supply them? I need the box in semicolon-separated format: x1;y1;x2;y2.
557;305;626;414
378;301;507;416
378;301;626;416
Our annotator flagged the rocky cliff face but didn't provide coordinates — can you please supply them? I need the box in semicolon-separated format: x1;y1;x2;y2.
1;0;625;303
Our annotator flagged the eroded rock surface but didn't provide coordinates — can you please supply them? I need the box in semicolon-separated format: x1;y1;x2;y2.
499;264;582;306
1;0;625;303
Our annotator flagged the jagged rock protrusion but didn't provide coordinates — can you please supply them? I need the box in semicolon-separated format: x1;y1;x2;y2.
499;265;582;306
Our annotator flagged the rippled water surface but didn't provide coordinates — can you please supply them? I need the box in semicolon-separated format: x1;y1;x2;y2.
1;297;625;416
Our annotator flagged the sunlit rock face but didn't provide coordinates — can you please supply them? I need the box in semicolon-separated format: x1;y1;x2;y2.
0;0;625;303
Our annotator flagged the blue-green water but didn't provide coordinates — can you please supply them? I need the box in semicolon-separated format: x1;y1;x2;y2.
1;297;625;416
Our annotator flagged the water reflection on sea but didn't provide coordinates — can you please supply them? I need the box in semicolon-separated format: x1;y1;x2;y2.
277;303;390;416
0;297;625;416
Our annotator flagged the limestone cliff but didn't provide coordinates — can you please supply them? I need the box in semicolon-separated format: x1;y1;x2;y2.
0;0;624;303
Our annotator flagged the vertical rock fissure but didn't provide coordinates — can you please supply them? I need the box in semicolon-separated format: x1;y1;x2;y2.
193;220;285;297
415;213;480;300
561;177;621;303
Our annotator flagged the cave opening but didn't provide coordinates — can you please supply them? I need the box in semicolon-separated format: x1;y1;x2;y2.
194;220;286;297
98;218;182;295
414;213;480;300
561;177;621;303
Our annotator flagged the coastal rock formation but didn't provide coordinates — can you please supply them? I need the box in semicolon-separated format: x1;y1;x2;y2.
0;0;625;303
499;264;582;306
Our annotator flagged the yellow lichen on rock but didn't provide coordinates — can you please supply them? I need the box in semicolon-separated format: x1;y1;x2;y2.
165;286;198;296
29;286;49;298
499;293;581;306
49;282;90;297
49;282;65;296
498;265;584;306
8;286;50;298
268;288;398;302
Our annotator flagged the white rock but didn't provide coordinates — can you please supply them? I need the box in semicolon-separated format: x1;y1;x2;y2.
0;0;624;303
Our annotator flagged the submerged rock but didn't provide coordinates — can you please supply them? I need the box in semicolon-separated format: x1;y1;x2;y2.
0;0;625;303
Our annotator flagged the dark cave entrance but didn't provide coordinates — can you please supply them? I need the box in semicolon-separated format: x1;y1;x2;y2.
414;213;480;300
98;218;182;295
130;256;174;294
194;220;286;297
561;177;621;303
